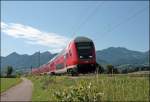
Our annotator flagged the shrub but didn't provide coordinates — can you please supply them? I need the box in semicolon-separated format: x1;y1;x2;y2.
54;80;103;102
5;66;13;77
96;63;105;74
106;64;114;74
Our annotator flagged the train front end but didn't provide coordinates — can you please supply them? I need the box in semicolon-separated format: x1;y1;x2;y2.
74;37;96;73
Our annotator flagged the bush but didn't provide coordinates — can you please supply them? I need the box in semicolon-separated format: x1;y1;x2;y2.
15;71;22;78
106;64;119;74
54;80;103;102
5;66;13;77
106;64;114;74
96;63;105;74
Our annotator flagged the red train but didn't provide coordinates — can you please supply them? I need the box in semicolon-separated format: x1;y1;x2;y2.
32;36;96;75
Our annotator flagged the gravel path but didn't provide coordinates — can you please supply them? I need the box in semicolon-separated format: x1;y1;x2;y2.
0;78;33;101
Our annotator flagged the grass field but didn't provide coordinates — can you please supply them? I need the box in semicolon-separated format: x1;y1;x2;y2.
29;74;149;102
0;78;22;93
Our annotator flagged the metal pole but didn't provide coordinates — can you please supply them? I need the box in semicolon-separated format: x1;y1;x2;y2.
31;65;32;74
39;51;40;67
96;64;99;84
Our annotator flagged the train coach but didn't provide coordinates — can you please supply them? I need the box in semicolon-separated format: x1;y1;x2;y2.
32;36;96;75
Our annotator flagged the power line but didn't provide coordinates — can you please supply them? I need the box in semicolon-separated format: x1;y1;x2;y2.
69;5;91;35
68;5;92;40
71;1;105;38
102;7;148;37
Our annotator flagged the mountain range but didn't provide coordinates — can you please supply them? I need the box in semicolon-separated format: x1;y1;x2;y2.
96;47;149;65
1;47;149;71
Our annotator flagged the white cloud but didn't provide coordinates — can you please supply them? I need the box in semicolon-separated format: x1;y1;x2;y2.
1;21;70;53
1;22;8;29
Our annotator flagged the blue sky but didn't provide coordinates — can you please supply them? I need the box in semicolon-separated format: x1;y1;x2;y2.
1;1;149;56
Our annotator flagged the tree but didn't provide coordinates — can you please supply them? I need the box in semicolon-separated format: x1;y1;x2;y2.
106;64;114;74
16;71;21;78
96;63;105;73
122;68;128;74
113;68;119;74
5;66;13;77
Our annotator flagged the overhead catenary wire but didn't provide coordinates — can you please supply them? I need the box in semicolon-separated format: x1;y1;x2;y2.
68;5;93;42
71;2;148;38
101;6;148;37
68;2;148;48
71;1;105;38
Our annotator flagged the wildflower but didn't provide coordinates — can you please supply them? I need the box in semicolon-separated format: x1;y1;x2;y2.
97;92;104;95
88;82;92;89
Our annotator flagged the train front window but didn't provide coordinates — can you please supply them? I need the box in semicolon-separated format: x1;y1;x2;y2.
77;46;92;49
76;42;93;59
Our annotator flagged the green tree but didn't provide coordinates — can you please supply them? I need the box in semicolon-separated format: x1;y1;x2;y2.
106;64;114;74
122;68;128;74
5;66;13;77
113;68;119;74
16;71;21;78
96;63;105;73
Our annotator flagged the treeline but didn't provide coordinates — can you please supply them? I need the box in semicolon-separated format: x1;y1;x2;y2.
121;66;150;74
96;63;150;74
96;64;119;74
1;64;149;77
0;66;21;78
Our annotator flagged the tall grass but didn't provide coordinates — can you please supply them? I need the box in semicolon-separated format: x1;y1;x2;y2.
94;74;149;101
0;78;22;93
28;74;149;101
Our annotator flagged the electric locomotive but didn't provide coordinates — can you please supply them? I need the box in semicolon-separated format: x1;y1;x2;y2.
32;36;96;75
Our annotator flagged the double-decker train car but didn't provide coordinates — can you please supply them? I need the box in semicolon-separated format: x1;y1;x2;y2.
32;36;96;75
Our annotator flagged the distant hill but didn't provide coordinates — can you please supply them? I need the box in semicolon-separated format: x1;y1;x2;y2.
1;51;57;71
1;47;149;72
96;47;149;66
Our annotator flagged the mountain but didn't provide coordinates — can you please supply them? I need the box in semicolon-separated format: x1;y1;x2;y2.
1;51;57;71
1;47;149;72
96;47;149;66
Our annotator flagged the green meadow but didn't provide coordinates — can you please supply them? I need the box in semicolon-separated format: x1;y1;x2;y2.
0;78;22;93
28;74;149;102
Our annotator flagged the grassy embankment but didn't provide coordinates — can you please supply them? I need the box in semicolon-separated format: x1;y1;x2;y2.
29;74;149;102
0;78;22;93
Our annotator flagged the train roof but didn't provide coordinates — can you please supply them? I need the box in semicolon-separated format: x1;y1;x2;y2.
47;36;93;64
48;48;66;63
74;36;92;43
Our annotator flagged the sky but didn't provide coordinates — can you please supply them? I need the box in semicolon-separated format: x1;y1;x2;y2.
1;1;149;57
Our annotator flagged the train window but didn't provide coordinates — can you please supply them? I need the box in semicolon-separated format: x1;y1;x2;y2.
78;46;92;49
69;50;72;56
56;63;64;69
76;42;93;59
66;53;68;58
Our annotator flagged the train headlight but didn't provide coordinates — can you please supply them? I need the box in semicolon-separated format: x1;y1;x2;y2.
80;56;83;58
89;56;92;58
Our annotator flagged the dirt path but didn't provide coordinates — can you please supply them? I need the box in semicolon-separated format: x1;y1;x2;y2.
0;78;33;101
